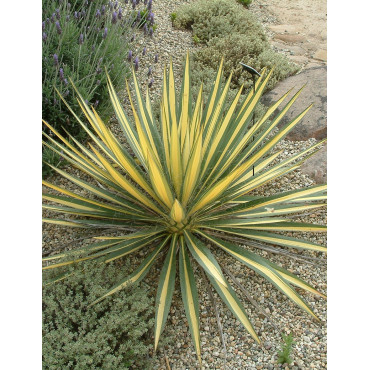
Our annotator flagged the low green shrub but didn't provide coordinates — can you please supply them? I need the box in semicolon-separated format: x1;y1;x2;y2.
173;0;265;44
193;33;299;91
43;260;155;369
173;0;299;95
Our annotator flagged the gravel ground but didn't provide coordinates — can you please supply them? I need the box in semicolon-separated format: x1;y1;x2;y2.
43;1;327;369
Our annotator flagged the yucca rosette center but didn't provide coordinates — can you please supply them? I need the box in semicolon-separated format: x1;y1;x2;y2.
167;199;190;234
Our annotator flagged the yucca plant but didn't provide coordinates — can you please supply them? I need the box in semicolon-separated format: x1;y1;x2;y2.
42;53;327;364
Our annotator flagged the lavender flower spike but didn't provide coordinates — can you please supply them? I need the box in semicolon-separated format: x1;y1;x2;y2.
148;78;153;88
118;7;123;19
59;68;64;80
128;50;133;62
142;47;146;56
55;21;62;34
53;54;58;66
112;11;117;24
154;54;158;63
101;5;106;15
148;0;152;10
148;66;152;76
149;27;153;37
103;27;108;39
96;9;101;18
79;33;84;45
42;21;45;30
143;23;148;35
42;32;47;42
134;56;139;71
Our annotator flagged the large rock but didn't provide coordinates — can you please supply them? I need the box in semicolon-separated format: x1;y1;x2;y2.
262;66;327;141
300;145;327;184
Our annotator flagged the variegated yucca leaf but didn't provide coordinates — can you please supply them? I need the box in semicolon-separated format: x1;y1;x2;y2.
42;52;327;363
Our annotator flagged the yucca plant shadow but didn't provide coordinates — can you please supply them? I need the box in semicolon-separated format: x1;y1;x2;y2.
42;52;327;365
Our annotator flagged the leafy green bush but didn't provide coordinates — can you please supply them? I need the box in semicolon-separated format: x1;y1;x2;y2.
173;0;299;94
42;54;327;364
238;0;253;7
277;333;296;365
173;0;265;44
43;260;155;369
42;0;153;139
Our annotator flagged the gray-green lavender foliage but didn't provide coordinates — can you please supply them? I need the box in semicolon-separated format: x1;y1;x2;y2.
43;260;155;369
42;0;154;140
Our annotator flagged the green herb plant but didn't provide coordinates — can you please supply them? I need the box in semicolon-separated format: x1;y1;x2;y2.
277;333;296;365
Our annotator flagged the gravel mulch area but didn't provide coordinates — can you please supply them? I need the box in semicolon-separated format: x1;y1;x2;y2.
43;1;327;369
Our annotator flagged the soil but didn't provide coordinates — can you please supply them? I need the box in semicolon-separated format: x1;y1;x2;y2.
250;0;327;70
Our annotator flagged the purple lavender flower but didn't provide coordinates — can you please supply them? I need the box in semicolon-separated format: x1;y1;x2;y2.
148;12;154;25
101;5;106;15
79;33;84;44
55;8;60;20
130;34;135;42
103;27;108;39
134;56;139;71
55;21;62;34
64;90;70;97
148;66;152;76
143;23;148;35
148;78;153;88
114;1;118;9
98;57;103;65
74;11;78;19
92;45;95;52
96;67;102;74
118;8;123;19
51;13;55;21
128;50;133;62
94;100;99;108
42;32;47;42
112;11;117;24
142;47;146;56
148;0;152;10
53;54;59;66
144;0;148;5
64;78;68;86
154;54;158;63
81;10;86;18
108;1;113;10
46;18;50;24
42;21;45;30
149;27;153;37
66;15;70;21
96;9;101;18
136;11;141;22
132;0;136;9
59;68;64;80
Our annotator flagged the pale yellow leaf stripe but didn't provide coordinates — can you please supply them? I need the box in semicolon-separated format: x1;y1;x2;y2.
180;241;202;364
184;231;228;287
154;236;178;350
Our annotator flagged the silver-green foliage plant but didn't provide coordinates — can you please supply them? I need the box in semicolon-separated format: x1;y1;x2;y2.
173;0;299;93
43;261;155;369
42;0;153;139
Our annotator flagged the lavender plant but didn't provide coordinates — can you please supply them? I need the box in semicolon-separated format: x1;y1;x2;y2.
42;0;155;144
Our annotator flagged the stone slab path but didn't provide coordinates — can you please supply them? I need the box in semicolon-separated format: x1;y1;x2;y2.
250;0;327;70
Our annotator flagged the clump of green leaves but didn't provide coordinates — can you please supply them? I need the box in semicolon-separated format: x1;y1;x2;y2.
277;333;296;365
170;12;177;24
238;0;253;7
173;0;299;93
43;260;155;369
